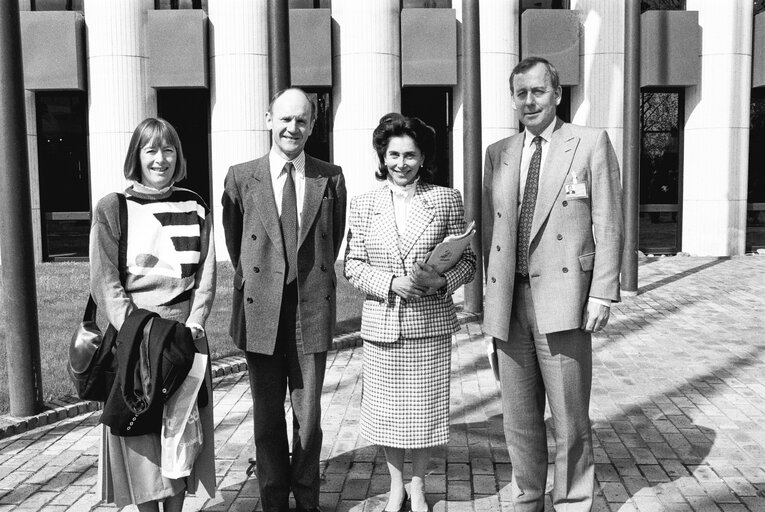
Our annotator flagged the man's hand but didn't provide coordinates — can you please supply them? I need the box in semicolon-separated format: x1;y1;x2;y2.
391;276;428;300
581;301;611;332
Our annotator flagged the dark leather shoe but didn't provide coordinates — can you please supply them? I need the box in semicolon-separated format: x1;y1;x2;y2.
295;507;322;512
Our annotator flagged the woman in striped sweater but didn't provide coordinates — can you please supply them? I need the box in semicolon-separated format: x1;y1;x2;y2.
90;118;216;512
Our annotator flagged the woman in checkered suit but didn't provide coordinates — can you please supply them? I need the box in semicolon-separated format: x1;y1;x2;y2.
344;114;476;511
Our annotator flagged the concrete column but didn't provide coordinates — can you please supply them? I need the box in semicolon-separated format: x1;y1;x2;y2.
17;0;42;264
331;0;400;203
570;0;625;165
683;0;752;256
451;2;464;194
208;0;270;260
479;0;519;173
84;0;156;207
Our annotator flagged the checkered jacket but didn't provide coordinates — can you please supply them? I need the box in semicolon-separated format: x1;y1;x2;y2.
344;181;476;343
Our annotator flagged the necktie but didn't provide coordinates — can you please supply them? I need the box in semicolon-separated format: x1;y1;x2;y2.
517;136;543;276
280;162;298;284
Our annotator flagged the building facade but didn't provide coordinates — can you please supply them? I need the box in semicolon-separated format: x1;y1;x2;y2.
6;0;765;264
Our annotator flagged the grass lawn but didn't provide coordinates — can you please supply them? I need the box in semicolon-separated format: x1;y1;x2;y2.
0;261;364;415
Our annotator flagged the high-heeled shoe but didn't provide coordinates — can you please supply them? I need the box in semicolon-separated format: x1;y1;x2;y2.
384;490;408;512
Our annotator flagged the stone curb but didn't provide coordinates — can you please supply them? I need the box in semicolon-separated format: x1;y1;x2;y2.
0;310;482;441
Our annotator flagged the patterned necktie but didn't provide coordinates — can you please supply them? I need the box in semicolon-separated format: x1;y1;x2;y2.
280;162;298;284
517;136;543;276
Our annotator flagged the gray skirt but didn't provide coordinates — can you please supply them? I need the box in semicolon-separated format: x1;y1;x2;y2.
360;334;452;448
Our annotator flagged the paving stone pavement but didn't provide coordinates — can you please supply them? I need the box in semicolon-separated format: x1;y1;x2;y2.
0;256;763;512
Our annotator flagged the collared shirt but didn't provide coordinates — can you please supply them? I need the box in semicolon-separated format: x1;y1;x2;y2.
518;119;556;210
269;150;306;229
388;177;419;236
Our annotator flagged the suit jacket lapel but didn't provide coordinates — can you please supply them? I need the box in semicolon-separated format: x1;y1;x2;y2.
530;120;579;242
399;182;436;259
502;136;524;231
372;185;402;261
250;158;285;258
299;156;329;248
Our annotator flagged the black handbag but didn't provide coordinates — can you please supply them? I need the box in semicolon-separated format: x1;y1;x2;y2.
68;297;118;401
67;193;127;401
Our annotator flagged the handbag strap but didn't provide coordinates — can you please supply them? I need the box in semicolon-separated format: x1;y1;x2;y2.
86;193;128;317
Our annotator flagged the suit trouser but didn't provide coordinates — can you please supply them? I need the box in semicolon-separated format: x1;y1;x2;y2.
245;282;327;512
496;278;594;512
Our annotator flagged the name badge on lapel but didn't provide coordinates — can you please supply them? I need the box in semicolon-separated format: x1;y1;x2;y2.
565;172;588;199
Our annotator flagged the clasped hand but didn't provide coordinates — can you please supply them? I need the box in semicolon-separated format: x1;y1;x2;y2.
391;261;446;300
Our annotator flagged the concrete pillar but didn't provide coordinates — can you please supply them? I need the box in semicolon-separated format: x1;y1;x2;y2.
570;0;625;165
331;0;400;203
479;0;519;175
683;0;752;256
208;0;270;260
16;0;41;264
451;2;464;194
84;0;156;207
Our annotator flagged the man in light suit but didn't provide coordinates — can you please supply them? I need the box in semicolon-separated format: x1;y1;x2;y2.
222;88;346;512
483;57;624;511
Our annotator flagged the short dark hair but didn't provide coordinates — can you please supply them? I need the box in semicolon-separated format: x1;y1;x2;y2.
268;87;317;122
509;56;561;94
372;113;436;183
123;117;187;183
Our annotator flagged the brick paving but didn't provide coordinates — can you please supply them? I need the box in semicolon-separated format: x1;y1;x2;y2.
0;256;763;511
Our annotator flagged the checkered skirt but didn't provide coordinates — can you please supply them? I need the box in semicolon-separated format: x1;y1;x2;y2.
360;333;452;448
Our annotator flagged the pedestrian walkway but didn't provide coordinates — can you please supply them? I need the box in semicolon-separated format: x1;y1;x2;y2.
1;256;764;511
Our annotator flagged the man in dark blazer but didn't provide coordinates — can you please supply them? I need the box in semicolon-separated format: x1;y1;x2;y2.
222;88;346;512
483;57;624;512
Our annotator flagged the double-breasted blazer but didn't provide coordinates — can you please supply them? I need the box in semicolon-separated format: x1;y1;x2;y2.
344;181;476;343
222;153;346;355
482;118;624;340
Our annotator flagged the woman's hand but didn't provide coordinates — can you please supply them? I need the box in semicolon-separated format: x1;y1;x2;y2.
410;261;446;292
391;276;429;300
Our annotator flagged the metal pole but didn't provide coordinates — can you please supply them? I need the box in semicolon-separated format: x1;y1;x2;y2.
462;0;483;314
267;0;291;96
0;1;44;416
621;0;640;294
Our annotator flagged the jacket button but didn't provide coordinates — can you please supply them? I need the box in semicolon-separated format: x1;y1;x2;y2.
127;426;131;430
562;267;568;273
321;233;327;239
325;295;331;301
321;264;327;271
251;234;257;240
496;245;501;251
557;234;563;240
491;277;496;283
497;212;502;218
162;388;167;394
253;266;260;273
562;201;568;207
246;297;253;304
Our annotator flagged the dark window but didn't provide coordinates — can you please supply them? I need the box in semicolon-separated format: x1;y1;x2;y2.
303;89;332;163
157;89;211;206
36;91;90;261
402;0;452;7
154;0;205;10
747;88;765;252
640;0;684;13
402;87;452;187
639;89;683;255
32;0;84;11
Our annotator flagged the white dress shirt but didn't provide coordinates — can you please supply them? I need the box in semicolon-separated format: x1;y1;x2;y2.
388;177;418;236
269;150;306;229
517;120;556;212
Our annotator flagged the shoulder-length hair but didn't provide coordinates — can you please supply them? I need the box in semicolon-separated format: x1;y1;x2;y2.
123;117;187;183
372;113;436;183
